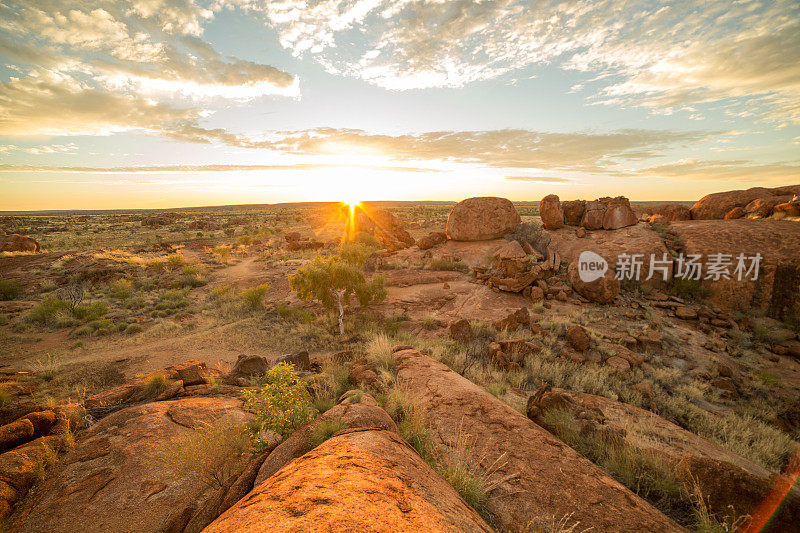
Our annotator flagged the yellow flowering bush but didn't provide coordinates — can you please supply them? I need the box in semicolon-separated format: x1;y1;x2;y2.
243;362;316;451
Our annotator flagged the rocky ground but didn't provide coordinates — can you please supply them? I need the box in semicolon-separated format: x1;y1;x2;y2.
0;189;798;532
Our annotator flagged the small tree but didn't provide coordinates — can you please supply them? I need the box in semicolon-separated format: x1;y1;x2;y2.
289;250;386;334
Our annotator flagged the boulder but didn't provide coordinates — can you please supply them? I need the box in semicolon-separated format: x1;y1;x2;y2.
566;325;591;352
774;198;800;217
168;360;210;386
0;419;34;451
253;401;397;486
0;235;39;253
276;351;311;372
493;307;530;331
561;200;586;226
636;203;692;222
353;208;415;250
493;239;529;277
568;262;619;304
448;319;475;343
675;456;800;533
392;350;682;532
743;196;792;218
724;206;745;220
445;197;521;241
690;185;800;220
539;194;564;230
227;355;268;382
416;231;447;250
670;219;800;315
9;398;251;533
207;429;493;533
601;197;638;230
581;200;606;230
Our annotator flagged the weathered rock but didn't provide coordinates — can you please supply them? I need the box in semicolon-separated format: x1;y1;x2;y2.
254;401;397;486
601;197;638;230
636;203;692;222
568;262;619;304
539;194;564;230
393;350;682;532
674;306;698;320
493;307;530;331
566;325;591;352
156;379;184;401
209;429;493;533
670;219;800;316
774;198;800;216
0;419;34;451
581;200;606;230
9;398;251;533
675;456;800;533
227;355;268;382
606;356;631;372
724;206;745;220
445;197;521;241
416;231;447;250
19;411;56;436
743;196;791;218
448;318;475;343
167;360;210;386
493;239;530;277
0;235;39;253
354;208;415;250
575;226;587;238
690;185;800;220
561;200;586;226
276;351;311;372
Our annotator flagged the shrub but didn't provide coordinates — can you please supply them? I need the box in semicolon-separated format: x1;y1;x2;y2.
0;279;22;300
73;301;108;321
108;279;133;300
425;258;469;273
237;235;253;246
243;363;317;451
125;323;143;334
27;297;69;325
142;372;168;397
241;283;271;311
366;332;395;373
290;255;386;334
670;278;713;300
306;419;347;450
33;353;60;382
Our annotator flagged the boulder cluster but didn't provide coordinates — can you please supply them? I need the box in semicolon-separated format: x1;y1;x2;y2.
540;194;638;231
688;185;800;220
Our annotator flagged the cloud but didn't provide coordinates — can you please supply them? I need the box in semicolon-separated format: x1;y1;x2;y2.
230;127;708;173
505;176;572;183
253;0;799;123
0;0;297;137
0;163;445;174
636;159;800;182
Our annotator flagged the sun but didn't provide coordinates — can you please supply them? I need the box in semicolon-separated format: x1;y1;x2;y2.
345;198;360;214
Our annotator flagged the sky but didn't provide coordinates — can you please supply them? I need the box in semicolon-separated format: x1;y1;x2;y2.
0;0;798;210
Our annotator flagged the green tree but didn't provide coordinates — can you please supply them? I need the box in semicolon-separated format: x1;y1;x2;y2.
289;250;386;334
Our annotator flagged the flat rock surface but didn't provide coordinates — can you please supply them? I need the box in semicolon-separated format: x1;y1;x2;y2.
9;397;250;533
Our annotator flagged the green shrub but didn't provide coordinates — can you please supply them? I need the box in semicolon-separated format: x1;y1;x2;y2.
27;297;69;325
241;283;271;311
670;278;713;300
108;279;133;299
306;419;347;450
125;323;143;334
243;363;317;451
73;302;108;321
142;372;168;397
0;279;22;300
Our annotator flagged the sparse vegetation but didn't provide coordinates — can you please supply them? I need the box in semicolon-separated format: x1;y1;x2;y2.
306;418;347;450
0;279;22;300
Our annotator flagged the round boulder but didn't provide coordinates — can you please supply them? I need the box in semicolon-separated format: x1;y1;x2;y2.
539;194;564;230
0;234;39;253
445;197;521;241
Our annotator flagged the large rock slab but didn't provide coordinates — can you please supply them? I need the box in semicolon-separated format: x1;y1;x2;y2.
445;197;521;241
205;429;493;533
9;397;251;533
670;219;800;315
690;185;800;220
634;203;691;222
393;350;682;532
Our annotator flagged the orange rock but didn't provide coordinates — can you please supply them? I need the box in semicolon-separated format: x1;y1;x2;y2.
207;430;493;533
539;194;565;230
445;197;521;241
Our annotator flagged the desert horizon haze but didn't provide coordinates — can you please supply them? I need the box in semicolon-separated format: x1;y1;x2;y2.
1;0;799;210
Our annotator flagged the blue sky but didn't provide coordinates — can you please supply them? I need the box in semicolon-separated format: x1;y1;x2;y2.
0;0;798;209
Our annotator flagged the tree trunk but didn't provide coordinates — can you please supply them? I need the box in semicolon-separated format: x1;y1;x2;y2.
336;289;345;335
